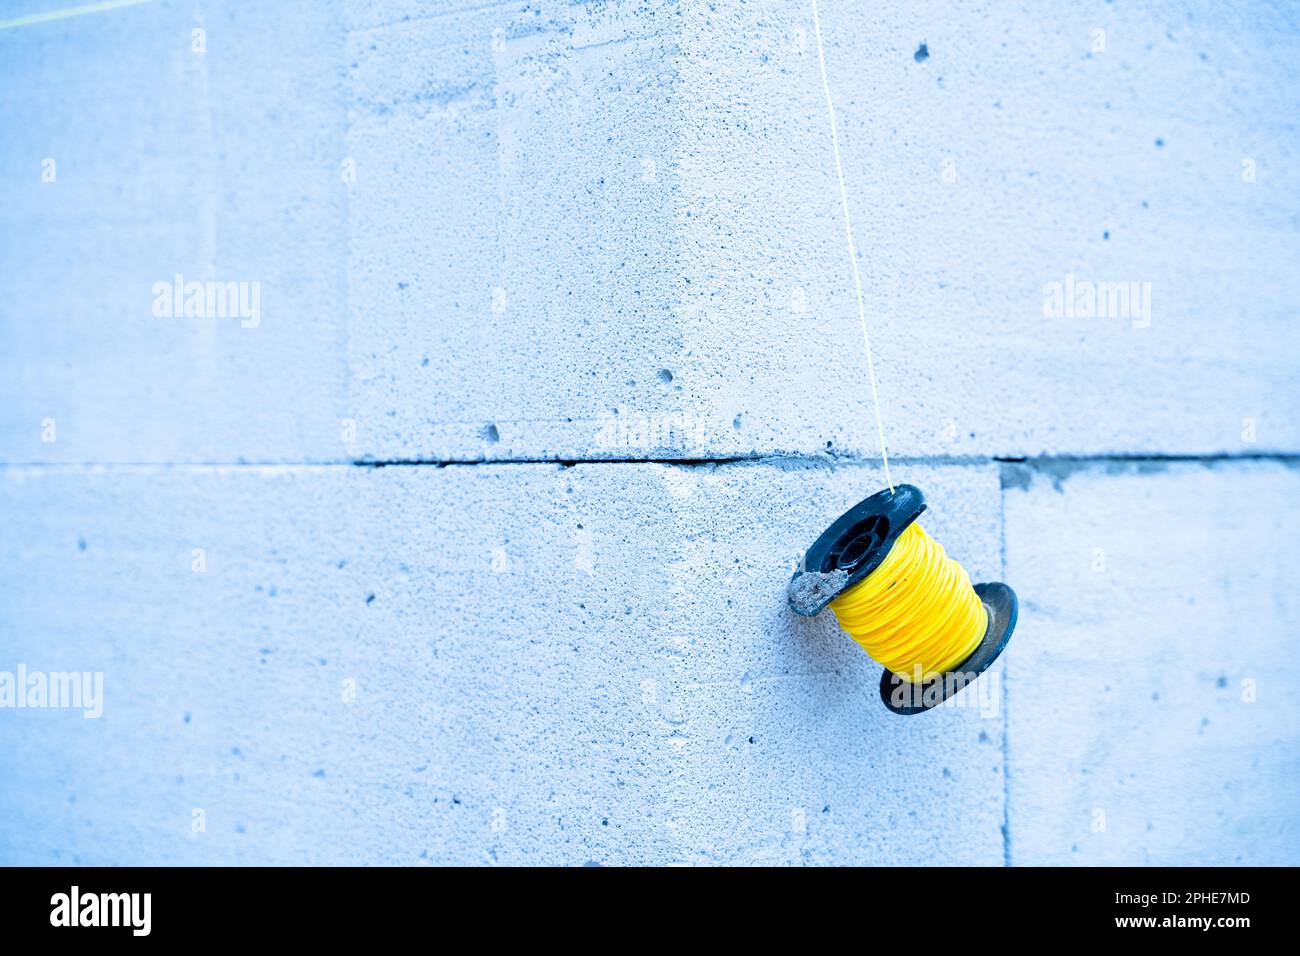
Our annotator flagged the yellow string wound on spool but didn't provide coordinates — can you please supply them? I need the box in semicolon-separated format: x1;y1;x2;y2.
787;484;1018;714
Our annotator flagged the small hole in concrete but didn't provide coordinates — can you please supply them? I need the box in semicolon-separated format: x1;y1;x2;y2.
914;42;929;63
657;369;673;384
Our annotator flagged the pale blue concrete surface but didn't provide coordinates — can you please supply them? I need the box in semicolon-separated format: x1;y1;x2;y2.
0;0;350;463
1003;459;1300;866
0;461;1004;865
1;0;1298;865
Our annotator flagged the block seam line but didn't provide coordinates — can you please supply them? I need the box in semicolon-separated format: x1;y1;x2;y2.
999;473;1012;867
0;451;1297;471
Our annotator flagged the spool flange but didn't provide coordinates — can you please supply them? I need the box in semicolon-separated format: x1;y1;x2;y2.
787;484;1018;714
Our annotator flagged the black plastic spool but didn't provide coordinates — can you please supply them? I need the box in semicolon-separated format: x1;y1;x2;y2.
787;483;1018;715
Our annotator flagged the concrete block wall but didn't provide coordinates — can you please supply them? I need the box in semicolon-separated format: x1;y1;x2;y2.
1004;459;1300;866
1;0;1297;865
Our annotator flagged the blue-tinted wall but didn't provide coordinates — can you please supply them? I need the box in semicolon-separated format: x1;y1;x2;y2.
1;0;1297;865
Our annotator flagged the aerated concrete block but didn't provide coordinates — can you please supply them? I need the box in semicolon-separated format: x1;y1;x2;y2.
346;0;1300;462
4;1;1297;465
0;460;1005;865
1002;459;1300;865
0;1;350;464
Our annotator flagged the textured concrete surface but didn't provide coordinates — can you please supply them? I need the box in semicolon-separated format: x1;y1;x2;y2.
1003;459;1300;865
1;0;1297;866
0;1;350;464
3;0;1298;463
0;461;1005;865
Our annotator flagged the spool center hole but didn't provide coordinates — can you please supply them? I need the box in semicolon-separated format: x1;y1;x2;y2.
836;515;890;571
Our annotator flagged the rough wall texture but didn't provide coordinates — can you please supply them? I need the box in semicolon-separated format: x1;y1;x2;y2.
1;0;1297;865
1003;459;1300;866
